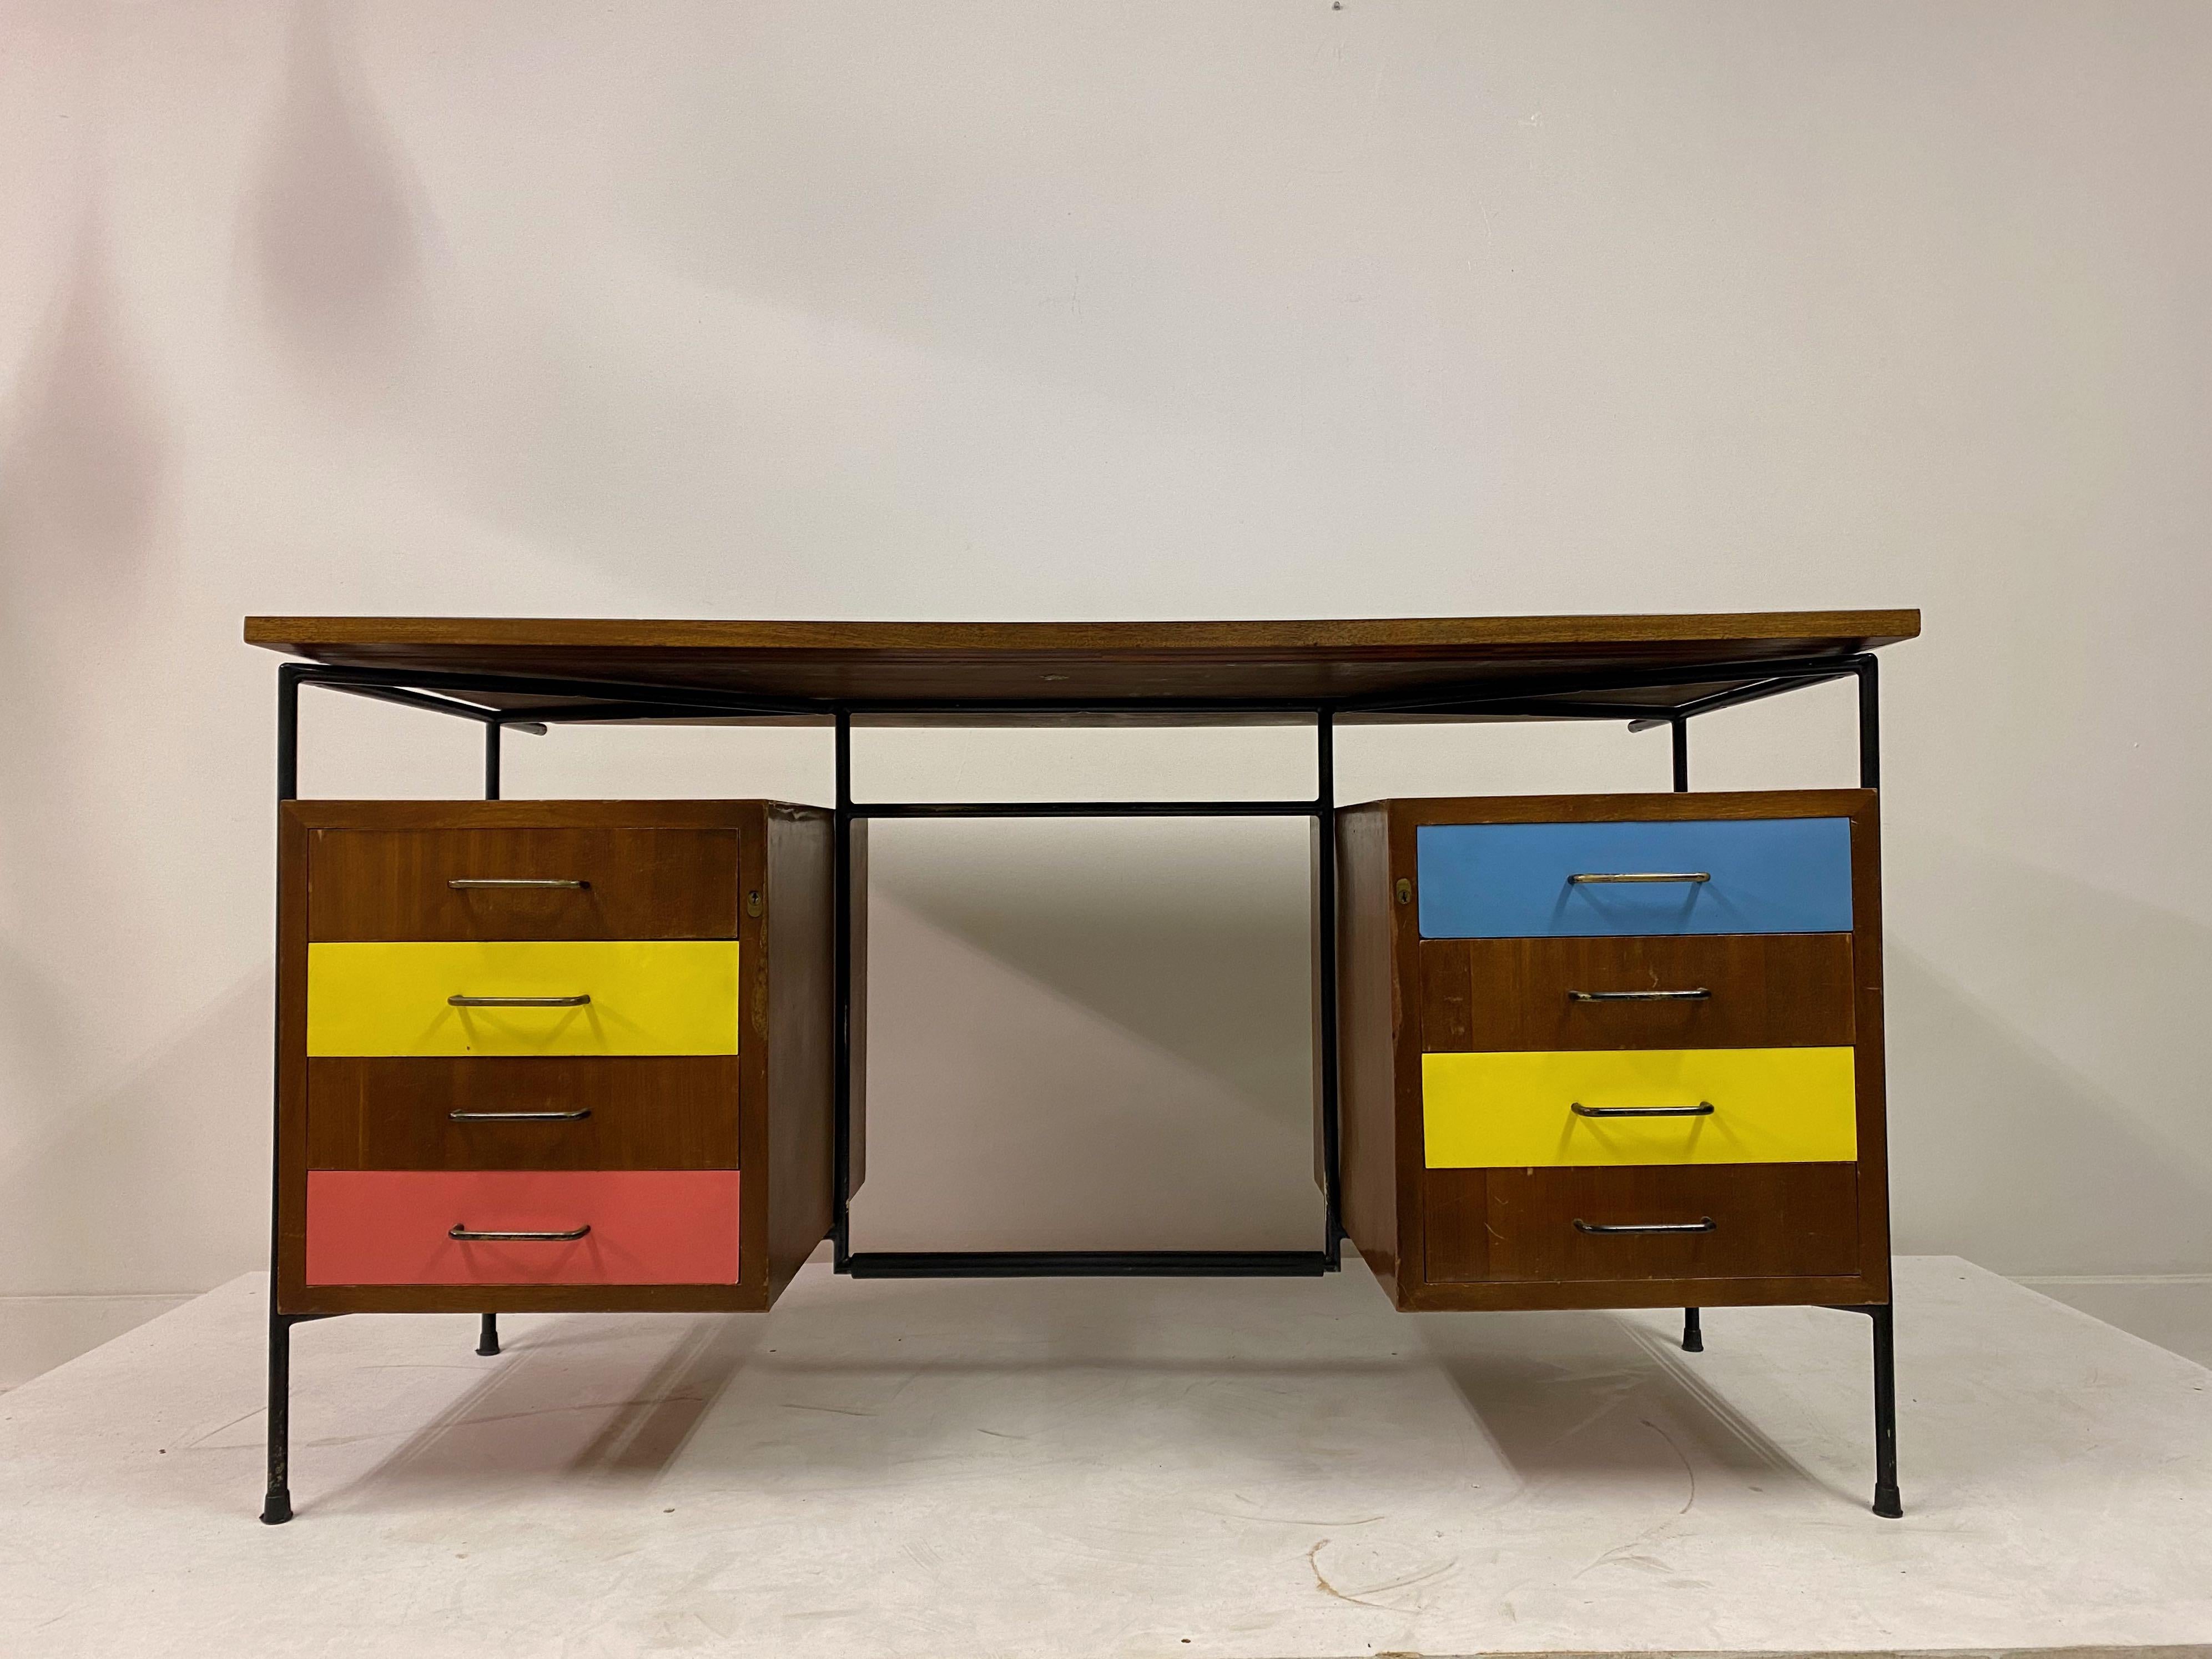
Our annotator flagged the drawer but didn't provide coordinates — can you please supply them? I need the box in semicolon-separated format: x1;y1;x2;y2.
1415;817;1851;938
1425;1163;1861;1283
1419;934;1855;1052
305;1170;742;1285
308;826;740;941
306;941;740;1057
1422;1047;1856;1168
306;1058;740;1169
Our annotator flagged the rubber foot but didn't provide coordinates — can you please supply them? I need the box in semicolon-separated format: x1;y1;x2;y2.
476;1335;500;1357
1872;1485;1903;1519
1682;1331;1704;1353
260;1489;294;1525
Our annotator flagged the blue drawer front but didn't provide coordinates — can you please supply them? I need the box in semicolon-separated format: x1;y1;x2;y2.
1416;818;1853;938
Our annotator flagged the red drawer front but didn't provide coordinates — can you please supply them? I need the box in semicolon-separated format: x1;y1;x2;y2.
305;1170;740;1285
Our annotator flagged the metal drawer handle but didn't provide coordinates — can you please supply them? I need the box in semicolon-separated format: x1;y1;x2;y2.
448;1224;591;1242
1573;1217;1716;1235
447;994;591;1008
1571;1101;1715;1118
449;878;590;889
1568;872;1710;884
1568;988;1710;1002
447;1109;592;1122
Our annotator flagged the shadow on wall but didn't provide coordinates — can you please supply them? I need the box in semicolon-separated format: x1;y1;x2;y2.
0;963;270;1295
244;0;432;396
1885;831;2212;1276
0;200;166;589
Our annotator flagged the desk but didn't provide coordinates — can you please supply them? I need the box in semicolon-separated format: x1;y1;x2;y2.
245;609;1918;1522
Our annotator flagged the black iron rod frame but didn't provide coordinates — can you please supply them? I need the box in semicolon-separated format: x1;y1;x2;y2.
260;650;1896;1521
850;1250;1329;1279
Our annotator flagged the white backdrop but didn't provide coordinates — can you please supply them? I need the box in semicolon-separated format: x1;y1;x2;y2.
2;0;2208;1300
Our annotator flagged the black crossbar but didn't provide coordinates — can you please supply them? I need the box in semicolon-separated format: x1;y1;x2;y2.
846;1250;1331;1278
850;800;1319;819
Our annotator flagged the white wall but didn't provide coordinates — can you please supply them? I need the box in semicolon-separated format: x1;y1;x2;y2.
2;0;2208;1305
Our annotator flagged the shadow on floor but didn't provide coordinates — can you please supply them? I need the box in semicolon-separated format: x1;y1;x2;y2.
1415;1307;1867;1512
308;1314;765;1515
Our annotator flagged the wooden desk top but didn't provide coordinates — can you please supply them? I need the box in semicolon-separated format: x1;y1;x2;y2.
244;611;1917;723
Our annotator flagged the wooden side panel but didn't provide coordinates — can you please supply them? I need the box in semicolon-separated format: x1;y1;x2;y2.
764;807;837;1306
305;1057;740;1170
1333;803;1402;1299
307;826;740;941
847;818;869;1199
1848;790;1892;1302
1419;934;1856;1052
275;806;311;1314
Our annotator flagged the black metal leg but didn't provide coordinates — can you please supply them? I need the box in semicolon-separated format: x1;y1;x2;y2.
1681;1306;1703;1351
264;668;301;1526
477;1312;501;1356
261;1310;293;1524
1856;655;1881;790
1868;1301;1902;1516
1823;1303;1903;1515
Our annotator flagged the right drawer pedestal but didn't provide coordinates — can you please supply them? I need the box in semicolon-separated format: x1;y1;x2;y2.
1334;791;1891;1314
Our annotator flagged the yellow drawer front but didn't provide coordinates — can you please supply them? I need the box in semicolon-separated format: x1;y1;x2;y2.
308;941;740;1057
1422;1047;1855;1169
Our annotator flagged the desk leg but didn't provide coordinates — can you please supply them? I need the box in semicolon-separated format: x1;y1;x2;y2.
1868;1301;1903;1517
480;727;502;1346
1831;1301;1903;1516
1681;1306;1703;1351
260;1309;293;1524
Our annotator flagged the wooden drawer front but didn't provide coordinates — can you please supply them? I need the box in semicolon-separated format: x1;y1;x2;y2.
308;827;739;942
1427;1163;1861;1283
305;1170;742;1285
1422;1047;1855;1168
306;1058;740;1170
306;941;739;1057
1420;934;1855;1052
1415;817;1851;938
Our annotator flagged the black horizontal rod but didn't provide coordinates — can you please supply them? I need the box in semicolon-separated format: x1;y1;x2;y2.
1343;651;1881;717
1625;665;1857;731
476;700;785;726
835;698;1319;719
1409;697;1691;723
311;679;529;729
846;1250;1330;1278
850;800;1321;818
293;662;825;720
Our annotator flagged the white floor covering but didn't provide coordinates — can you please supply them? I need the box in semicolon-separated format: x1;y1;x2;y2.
1;1255;2206;1658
